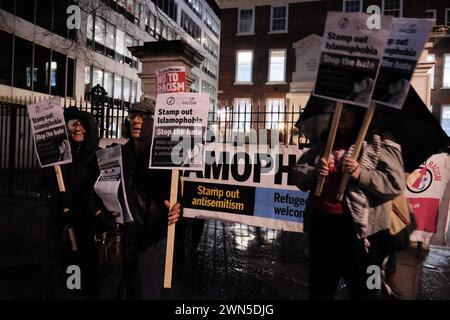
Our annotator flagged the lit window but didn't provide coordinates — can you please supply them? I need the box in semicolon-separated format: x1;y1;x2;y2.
104;71;113;96
238;8;254;34
114;75;122;100
93;67;104;87
123;78;131;102
87;15;94;40
444;54;450;88
233;99;251;132
441;106;450;136
383;0;402;17
268;50;286;82
94;17;105;45
106;23;115;50
236;51;253;83
343;0;362;12
266;99;285;130
45;62;57;87
271;6;287;32
116;29;125;55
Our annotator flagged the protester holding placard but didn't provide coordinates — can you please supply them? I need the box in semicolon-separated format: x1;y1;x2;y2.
291;104;406;300
99;97;181;299
39;106;101;299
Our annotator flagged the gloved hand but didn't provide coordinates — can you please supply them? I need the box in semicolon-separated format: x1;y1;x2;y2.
95;210;117;233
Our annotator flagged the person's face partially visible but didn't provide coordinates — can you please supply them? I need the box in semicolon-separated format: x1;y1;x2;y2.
338;107;358;135
129;112;153;140
67;119;85;142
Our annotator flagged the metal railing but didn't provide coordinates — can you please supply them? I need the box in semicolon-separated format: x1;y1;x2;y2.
0;94;308;196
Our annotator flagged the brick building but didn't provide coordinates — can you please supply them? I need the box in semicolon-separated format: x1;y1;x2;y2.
217;0;450;136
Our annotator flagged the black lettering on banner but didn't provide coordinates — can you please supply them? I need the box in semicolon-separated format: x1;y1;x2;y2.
231;152;252;182
183;181;255;215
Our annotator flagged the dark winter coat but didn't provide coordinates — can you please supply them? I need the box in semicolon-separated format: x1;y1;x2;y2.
40;106;100;255
120;139;173;249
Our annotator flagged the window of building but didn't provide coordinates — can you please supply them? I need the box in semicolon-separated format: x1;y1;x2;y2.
270;6;288;32
233;99;252;132
106;22;116;58
180;11;201;43
94;16;106;54
442;106;450;136
84;66;91;93
13;36;33;91
235;50;253;83
425;9;436;19
0;30;13;86
35;0;53;32
446;8;450;27
203;34;219;58
33;43;51;94
123;78;131;102
266;99;285;129
204;10;220;37
383;0;402;17
93;67;104;87
16;0;35;24
238;8;254;34
202;80;217;105
268;49;286;82
87;14;94;47
427;54;435;90
153;0;178;21
114;75;123;100
185;0;202;18
104;71;114;97
444;54;450;88
343;0;362;12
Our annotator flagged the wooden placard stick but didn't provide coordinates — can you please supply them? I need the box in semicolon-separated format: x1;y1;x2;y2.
336;101;377;201
163;169;179;288
315;101;343;197
54;165;78;251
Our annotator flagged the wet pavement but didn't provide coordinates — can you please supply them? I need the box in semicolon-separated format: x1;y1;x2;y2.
0;194;449;300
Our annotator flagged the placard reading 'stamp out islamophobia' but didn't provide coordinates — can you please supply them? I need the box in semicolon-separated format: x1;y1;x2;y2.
27;97;72;167
149;92;209;170
313;11;392;108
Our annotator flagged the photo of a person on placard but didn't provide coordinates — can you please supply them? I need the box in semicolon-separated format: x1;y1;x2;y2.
381;79;410;107
346;77;374;104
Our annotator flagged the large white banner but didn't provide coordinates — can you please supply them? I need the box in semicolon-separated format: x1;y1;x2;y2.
406;153;450;245
27;97;72;167
182;143;308;232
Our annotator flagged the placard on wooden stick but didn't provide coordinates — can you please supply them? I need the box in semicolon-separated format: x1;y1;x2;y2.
311;11;392;196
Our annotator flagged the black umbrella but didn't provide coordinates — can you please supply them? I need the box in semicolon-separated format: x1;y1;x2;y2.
297;88;450;172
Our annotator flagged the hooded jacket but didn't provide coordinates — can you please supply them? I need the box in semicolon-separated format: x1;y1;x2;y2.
40;106;100;251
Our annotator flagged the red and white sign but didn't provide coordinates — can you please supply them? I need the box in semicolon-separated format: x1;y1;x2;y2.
156;66;187;94
406;153;450;245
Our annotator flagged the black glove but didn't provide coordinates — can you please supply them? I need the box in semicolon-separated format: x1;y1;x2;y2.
95;210;117;233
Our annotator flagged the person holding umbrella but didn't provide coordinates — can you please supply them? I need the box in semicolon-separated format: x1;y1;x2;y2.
291;101;407;300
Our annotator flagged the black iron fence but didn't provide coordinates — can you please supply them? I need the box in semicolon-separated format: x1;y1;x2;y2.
0;93;307;196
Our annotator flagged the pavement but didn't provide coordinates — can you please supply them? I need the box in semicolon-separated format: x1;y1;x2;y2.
0;194;449;300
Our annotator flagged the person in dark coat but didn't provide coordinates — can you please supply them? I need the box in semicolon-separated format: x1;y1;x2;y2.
99;96;181;300
40;106;100;299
